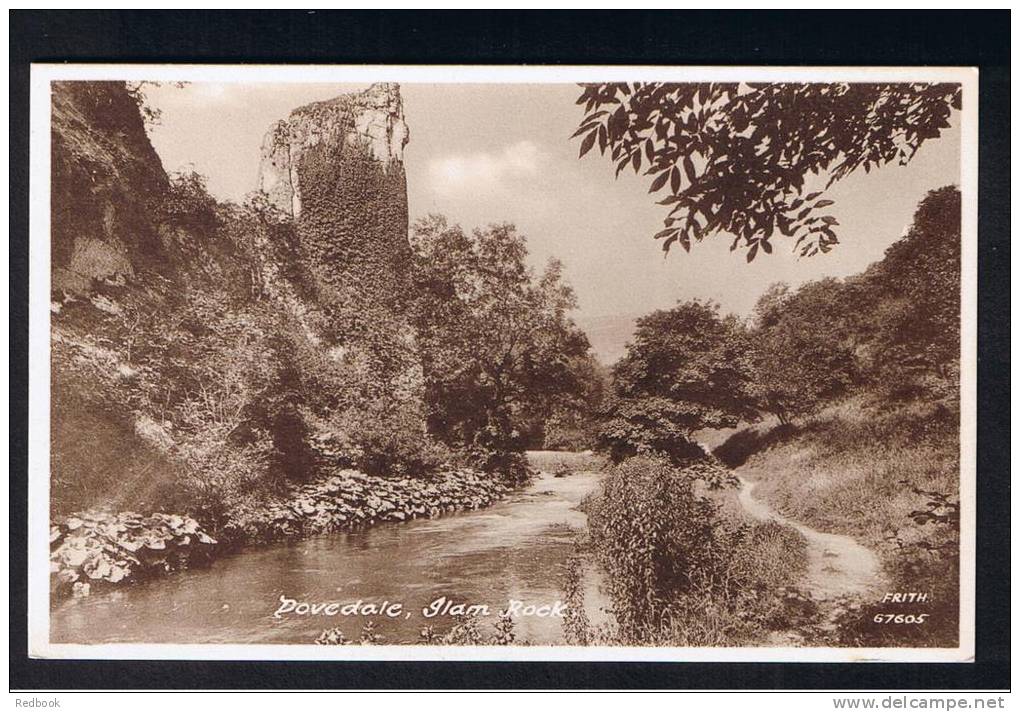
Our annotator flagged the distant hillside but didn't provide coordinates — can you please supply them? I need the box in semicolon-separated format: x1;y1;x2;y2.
575;313;640;366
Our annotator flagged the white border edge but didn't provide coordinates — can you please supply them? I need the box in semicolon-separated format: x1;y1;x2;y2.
27;63;980;664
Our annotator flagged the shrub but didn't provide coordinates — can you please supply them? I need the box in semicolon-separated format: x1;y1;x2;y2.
161;170;221;235
330;400;444;477
418;614;519;646
584;457;729;641
572;456;809;645
596;395;708;464
467;447;534;487
316;621;384;645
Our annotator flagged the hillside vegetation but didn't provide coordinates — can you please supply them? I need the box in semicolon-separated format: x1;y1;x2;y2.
49;81;599;597
579;186;961;647
717;399;959;646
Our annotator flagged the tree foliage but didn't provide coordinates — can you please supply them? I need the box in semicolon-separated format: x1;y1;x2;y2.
598;300;758;462
536;355;610;450
745;279;862;423
410;215;592;479
161;170;222;235
746;185;961;413
596;186;961;458
858;185;961;402
573;82;961;260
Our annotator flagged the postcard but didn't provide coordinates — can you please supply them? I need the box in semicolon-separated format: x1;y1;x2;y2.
28;63;977;662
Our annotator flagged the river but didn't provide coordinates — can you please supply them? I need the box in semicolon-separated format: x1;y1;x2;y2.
50;463;605;645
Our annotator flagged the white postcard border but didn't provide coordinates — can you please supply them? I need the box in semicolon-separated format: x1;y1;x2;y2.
27;63;979;663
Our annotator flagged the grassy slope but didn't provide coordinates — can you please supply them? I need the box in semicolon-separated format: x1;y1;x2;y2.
714;397;960;645
717;399;958;550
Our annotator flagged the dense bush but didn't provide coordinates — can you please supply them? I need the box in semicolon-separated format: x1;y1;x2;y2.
409;216;593;480
49;275;289;526
596;395;710;464
327;400;448;477
570;456;808;645
534;356;610;450
161;170;221;235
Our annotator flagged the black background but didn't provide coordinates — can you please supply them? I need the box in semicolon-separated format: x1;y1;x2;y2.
9;10;1010;691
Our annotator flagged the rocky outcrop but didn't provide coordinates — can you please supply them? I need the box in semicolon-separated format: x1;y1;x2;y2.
46;81;504;602
255;83;415;317
257;82;409;220
51;82;171;294
255;82;424;428
49;81;430;529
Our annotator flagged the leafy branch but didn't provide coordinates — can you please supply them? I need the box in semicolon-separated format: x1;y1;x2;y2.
573;82;960;260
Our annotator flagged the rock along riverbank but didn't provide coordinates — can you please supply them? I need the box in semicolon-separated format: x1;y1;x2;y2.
50;467;509;600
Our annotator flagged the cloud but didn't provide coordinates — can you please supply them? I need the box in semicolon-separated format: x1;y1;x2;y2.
142;82;250;111
185;83;236;101
427;141;542;196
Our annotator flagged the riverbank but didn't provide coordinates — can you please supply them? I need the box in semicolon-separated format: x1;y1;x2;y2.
50;465;510;599
50;464;603;645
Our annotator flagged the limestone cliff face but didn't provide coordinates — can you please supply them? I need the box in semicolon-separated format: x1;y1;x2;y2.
257;82;409;220
51;82;171;294
256;82;416;339
49;81;430;519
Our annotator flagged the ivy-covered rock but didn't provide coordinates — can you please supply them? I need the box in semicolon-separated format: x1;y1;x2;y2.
50;510;217;597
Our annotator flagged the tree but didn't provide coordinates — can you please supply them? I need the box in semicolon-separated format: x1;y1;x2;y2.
742;186;961;417
857;185;961;404
598;300;758;462
161;169;221;235
410;215;592;479
536;355;610;450
746;280;862;423
573;82;961;260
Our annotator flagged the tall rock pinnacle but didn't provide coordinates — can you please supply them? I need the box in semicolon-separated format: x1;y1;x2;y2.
257;82;409;219
254;82;423;424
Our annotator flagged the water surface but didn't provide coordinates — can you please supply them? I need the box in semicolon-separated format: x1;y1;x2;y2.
51;468;604;645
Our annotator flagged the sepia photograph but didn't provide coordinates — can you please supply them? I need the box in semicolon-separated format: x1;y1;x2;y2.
28;64;977;662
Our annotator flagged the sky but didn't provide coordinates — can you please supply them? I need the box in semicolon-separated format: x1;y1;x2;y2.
143;82;961;322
